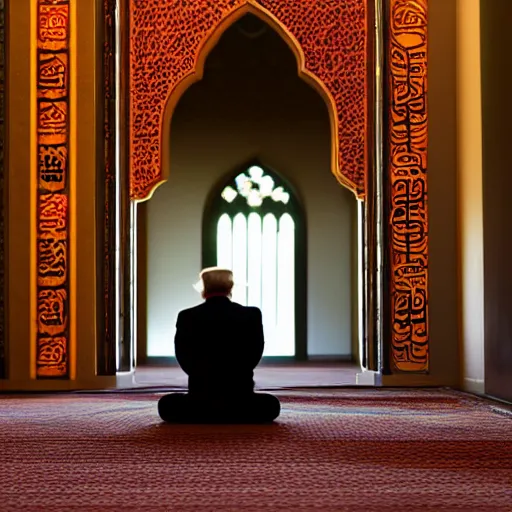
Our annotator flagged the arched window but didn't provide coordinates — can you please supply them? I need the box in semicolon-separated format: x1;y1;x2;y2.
203;162;306;358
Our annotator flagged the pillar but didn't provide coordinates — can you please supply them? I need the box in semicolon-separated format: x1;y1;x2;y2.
1;0;117;390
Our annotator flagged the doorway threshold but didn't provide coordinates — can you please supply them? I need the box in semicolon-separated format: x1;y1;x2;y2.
133;361;360;390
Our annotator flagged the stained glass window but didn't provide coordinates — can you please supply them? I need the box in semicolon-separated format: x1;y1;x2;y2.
207;163;302;357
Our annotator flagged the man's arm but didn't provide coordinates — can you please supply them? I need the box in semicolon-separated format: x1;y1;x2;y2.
174;312;194;376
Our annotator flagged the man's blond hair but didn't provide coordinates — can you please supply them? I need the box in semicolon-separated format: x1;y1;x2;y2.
198;267;234;297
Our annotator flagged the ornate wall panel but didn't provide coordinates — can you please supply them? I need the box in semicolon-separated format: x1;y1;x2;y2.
0;0;5;378
388;0;429;372
36;0;71;378
129;0;368;200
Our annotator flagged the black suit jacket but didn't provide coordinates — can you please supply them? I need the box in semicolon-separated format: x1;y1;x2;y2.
174;296;265;395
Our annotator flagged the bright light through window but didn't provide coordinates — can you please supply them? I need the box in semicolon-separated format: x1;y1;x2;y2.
261;213;278;351
232;213;247;305
277;214;295;355
247;213;262;308
214;166;297;356
217;214;232;269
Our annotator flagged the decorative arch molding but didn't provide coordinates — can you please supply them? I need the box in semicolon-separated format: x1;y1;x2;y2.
129;0;368;201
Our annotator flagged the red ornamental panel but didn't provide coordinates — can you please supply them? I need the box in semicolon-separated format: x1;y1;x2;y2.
36;0;71;378
129;0;368;200
388;0;429;372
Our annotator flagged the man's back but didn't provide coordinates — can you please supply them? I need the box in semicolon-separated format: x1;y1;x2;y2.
175;296;265;394
158;268;280;424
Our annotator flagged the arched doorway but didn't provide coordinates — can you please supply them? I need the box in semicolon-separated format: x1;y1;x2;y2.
97;0;429;387
134;12;360;386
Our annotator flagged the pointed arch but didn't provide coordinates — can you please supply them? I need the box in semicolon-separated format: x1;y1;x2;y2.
129;0;368;201
158;3;346;201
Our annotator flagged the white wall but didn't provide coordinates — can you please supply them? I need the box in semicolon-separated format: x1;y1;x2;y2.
146;20;356;357
456;0;484;394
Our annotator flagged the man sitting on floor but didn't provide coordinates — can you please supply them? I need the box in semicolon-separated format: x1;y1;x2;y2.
158;267;281;424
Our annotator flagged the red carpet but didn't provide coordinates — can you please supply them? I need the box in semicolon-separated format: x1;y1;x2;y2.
1;389;511;511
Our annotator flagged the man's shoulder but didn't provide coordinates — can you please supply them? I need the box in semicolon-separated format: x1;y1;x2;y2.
179;301;262;318
247;305;262;317
231;302;262;317
177;304;203;320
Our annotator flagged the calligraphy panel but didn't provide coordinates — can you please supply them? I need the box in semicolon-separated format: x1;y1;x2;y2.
388;0;429;372
36;0;71;378
38;52;68;99
38;2;69;50
130;0;368;200
37;336;67;377
38;144;67;191
38;194;68;287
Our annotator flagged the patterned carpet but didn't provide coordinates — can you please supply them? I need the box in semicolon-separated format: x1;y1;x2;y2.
1;388;511;511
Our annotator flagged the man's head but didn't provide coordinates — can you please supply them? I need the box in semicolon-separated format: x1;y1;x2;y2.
196;267;234;299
